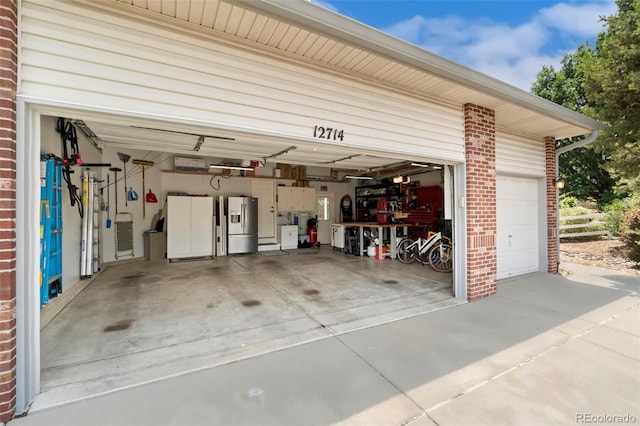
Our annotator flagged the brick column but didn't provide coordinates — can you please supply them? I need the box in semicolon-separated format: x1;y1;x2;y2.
464;104;496;301
545;136;559;274
0;0;17;422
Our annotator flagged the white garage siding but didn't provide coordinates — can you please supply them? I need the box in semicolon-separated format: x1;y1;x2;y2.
19;1;465;162
496;176;543;279
496;132;545;177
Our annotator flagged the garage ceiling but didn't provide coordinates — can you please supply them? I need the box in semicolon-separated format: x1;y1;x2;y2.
79;119;418;171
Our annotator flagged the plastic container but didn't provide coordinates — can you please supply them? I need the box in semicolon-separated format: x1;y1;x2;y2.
367;245;376;257
376;246;387;261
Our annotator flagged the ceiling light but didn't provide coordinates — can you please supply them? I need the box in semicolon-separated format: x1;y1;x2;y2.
432;166;442;170
394;176;411;184
345;175;373;180
209;164;254;171
411;162;430;168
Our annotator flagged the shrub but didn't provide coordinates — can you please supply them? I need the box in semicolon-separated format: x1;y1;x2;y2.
603;195;640;236
560;196;578;209
603;198;632;235
620;200;640;262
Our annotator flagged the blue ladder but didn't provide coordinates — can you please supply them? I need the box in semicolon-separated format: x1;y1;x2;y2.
40;157;63;306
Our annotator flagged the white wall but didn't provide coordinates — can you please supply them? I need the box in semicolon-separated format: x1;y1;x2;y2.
100;146;164;264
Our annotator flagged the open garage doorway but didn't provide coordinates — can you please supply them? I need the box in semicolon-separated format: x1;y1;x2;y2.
28;109;462;410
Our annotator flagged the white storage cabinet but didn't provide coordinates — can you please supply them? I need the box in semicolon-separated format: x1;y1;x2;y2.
331;224;345;249
277;187;316;211
279;225;298;250
167;196;214;259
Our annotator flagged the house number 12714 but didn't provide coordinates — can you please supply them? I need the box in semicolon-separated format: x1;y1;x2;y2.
314;126;344;142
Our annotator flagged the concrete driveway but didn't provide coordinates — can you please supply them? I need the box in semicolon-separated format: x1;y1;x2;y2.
12;262;639;426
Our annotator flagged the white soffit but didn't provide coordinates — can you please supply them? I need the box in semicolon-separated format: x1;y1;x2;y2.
108;0;604;140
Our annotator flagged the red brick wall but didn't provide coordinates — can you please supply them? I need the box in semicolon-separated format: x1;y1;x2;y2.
464;104;497;301
545;136;559;274
0;0;17;422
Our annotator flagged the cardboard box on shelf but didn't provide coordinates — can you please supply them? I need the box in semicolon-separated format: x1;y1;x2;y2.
292;166;306;180
277;163;292;179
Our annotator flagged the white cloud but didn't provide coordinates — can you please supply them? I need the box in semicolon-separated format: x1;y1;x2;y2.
381;1;616;91
538;2;616;36
474;53;566;92
383;15;428;43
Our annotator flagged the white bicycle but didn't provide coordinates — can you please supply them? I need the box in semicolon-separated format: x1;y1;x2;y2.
396;231;453;272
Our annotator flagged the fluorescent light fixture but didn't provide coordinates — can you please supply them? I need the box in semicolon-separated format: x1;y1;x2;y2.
209;164;254;171
411;162;430;168
432;166;442;170
345;175;373;180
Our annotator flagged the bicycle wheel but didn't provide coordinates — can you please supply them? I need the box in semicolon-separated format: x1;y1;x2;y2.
428;243;453;272
396;238;417;264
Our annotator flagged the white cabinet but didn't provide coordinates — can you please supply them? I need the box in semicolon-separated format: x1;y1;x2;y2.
331;224;345;249
167;196;214;260
277;187;316;211
279;225;298;250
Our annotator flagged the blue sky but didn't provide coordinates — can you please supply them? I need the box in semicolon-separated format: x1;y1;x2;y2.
313;0;617;91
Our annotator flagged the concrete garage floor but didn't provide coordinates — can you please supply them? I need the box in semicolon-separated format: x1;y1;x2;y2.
36;246;457;410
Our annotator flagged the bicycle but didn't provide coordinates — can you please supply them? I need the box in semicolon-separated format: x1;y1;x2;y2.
396;231;453;272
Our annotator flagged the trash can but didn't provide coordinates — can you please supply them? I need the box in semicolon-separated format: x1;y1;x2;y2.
144;231;166;261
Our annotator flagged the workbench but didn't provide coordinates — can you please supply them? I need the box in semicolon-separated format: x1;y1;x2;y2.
333;222;408;259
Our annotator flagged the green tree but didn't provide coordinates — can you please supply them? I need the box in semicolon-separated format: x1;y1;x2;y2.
584;0;640;192
532;46;617;205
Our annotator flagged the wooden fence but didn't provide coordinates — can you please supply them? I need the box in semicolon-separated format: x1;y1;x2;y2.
559;212;611;239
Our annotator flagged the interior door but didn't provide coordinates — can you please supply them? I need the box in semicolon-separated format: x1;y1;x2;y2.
251;179;276;243
316;192;334;244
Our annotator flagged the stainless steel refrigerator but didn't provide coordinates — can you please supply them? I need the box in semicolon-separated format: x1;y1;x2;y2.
227;196;258;254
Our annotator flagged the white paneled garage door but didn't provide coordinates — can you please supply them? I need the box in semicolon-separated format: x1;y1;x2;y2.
497;176;541;279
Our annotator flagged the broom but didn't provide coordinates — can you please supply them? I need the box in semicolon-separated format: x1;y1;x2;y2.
132;159;155;219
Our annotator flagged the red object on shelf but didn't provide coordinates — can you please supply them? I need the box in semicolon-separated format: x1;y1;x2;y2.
377;198;388;224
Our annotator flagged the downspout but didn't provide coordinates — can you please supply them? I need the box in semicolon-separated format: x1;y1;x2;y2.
554;129;600;270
